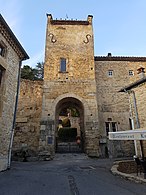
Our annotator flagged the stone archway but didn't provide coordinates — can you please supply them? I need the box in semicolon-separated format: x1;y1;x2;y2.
55;97;84;153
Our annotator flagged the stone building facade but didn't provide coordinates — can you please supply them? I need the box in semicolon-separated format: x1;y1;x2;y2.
13;14;146;160
0;14;29;171
95;56;146;157
119;68;146;158
133;83;146;158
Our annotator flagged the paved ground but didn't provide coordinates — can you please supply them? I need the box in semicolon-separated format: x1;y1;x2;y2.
0;153;146;195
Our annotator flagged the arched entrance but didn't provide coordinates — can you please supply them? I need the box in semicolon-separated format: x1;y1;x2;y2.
55;97;84;153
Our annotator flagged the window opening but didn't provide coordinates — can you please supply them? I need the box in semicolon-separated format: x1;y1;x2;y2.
112;122;117;132
105;121;117;136
60;58;66;72
108;70;113;77
129;70;134;76
129;118;132;130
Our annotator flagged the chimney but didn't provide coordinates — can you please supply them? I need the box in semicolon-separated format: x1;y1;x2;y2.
47;14;53;22
107;53;112;57
137;67;145;79
87;15;93;24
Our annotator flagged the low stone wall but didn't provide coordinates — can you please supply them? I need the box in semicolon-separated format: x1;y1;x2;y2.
117;160;143;174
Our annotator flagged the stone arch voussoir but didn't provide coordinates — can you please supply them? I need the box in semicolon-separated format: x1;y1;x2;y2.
51;93;89;119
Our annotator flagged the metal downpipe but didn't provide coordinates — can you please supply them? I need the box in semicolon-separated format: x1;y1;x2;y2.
7;60;22;169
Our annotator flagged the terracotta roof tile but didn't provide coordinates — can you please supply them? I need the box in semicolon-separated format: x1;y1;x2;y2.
94;56;146;62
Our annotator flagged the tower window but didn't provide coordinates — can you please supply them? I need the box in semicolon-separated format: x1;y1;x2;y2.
108;70;113;77
129;70;134;76
60;58;66;72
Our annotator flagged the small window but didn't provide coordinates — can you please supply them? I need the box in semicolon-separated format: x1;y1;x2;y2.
111;122;117;132
105;121;118;136
60;58;66;72
108;70;113;77
129;118;132;130
129;70;134;76
0;42;7;57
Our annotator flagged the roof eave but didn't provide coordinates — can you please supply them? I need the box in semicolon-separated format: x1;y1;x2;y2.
119;77;146;92
94;56;146;62
0;14;29;61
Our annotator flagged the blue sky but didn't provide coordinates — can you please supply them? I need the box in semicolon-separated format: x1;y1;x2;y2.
1;0;146;67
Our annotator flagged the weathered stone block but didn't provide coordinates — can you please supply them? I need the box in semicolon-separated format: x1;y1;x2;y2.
16;118;28;123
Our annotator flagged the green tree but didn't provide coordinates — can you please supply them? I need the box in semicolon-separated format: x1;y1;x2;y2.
21;62;44;80
34;62;44;80
21;65;35;80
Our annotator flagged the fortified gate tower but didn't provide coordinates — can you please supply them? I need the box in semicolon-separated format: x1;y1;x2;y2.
39;14;99;158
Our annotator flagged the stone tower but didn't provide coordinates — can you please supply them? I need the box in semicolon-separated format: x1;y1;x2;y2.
39;14;99;158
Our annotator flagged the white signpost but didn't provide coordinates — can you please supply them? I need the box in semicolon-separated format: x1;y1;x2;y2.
109;129;146;141
109;129;146;179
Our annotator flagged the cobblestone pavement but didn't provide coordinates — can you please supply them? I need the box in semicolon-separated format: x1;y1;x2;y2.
0;153;146;195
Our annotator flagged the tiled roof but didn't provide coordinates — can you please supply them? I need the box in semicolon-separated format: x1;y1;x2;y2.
94;56;146;62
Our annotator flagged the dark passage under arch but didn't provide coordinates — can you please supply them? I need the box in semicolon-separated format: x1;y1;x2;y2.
55;97;84;153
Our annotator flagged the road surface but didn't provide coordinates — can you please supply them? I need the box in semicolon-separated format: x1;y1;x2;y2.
0;153;146;195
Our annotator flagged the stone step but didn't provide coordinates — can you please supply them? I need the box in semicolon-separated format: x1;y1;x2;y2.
56;142;82;153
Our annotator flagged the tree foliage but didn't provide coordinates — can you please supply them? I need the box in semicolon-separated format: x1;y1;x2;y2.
20;65;35;80
35;62;44;80
21;62;44;80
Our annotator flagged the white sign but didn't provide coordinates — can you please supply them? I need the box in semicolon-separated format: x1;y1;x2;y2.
109;129;146;140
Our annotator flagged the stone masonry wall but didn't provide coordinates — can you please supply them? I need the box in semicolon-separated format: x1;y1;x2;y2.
133;83;146;157
0;34;20;171
95;60;146;157
13;59;146;160
12;61;146;159
12;79;43;161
